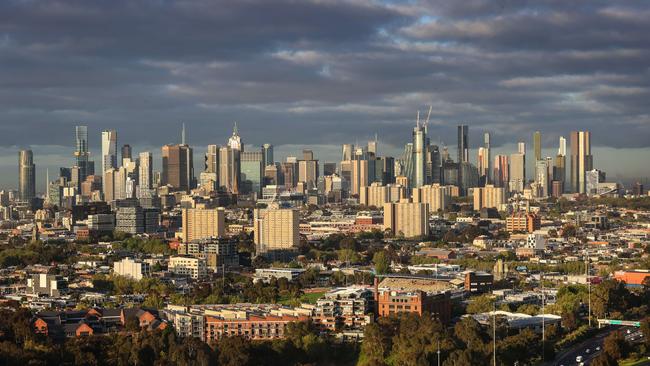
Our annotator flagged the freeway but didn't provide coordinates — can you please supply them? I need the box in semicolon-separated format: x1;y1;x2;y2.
552;326;644;366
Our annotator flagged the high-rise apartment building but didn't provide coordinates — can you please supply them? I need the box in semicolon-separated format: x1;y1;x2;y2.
384;200;429;238
412;184;451;213
181;207;226;243
473;185;506;211
114;257;150;280
359;182;406;207
19;150;35;203
162;144;194;192
570;131;593;194
254;207;299;255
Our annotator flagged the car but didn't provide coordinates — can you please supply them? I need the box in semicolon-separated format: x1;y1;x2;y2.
627;329;632;334
579;363;585;366
596;346;601;351
585;349;590;354
576;355;583;362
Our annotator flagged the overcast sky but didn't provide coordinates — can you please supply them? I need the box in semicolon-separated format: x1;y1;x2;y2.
1;0;649;191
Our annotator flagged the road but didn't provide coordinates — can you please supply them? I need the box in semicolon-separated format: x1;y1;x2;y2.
551;326;644;366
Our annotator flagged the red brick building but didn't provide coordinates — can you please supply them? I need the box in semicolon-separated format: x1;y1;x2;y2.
506;212;541;233
376;289;451;324
204;313;308;343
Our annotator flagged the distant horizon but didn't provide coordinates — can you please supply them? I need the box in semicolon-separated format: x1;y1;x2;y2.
2;128;649;193
1;0;649;191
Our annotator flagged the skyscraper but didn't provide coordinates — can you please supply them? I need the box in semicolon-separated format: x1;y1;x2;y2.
74;125;90;183
19;150;35;203
509;152;525;192
298;150;319;189
478;134;490;187
484;132;491;183
535;159;549;197
219;146;240;193
570;131;592;194
342;144;354;161
228;123;242;151
241;150;264;196
205;145;219;174
493;155;509;188
553;136;566;193
426;145;441;184
412;123;427;188
262;143;274;167
121;144;132;164
457;125;469;163
101;130;117;196
517;141;526;181
162;144;194;193
138;151;153;191
533;131;542;162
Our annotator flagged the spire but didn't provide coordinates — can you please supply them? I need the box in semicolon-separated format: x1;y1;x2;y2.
233;121;238;135
46;168;49;200
181;122;186;145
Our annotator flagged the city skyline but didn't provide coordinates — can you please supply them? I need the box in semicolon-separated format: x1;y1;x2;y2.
0;0;649;188
2;126;650;193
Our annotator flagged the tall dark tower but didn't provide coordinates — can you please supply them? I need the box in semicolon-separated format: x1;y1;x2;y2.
457;125;468;163
19;150;35;203
74;125;90;182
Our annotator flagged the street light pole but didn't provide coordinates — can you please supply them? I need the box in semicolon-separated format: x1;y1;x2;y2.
493;302;497;366
542;271;545;362
586;254;592;328
437;339;441;366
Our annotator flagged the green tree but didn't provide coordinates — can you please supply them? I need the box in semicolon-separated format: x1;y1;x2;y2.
338;248;360;264
640;317;650;348
388;314;448;366
590;353;616;366
217;336;251;366
602;331;628;360
373;251;390;275
358;323;389;366
466;295;495;314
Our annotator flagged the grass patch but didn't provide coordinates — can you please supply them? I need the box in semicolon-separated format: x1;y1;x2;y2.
299;292;326;304
620;359;650;366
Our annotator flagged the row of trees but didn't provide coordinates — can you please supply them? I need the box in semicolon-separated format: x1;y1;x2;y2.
0;304;357;366
359;313;553;366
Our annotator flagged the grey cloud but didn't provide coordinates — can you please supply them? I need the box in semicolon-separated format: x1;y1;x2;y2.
0;0;649;187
